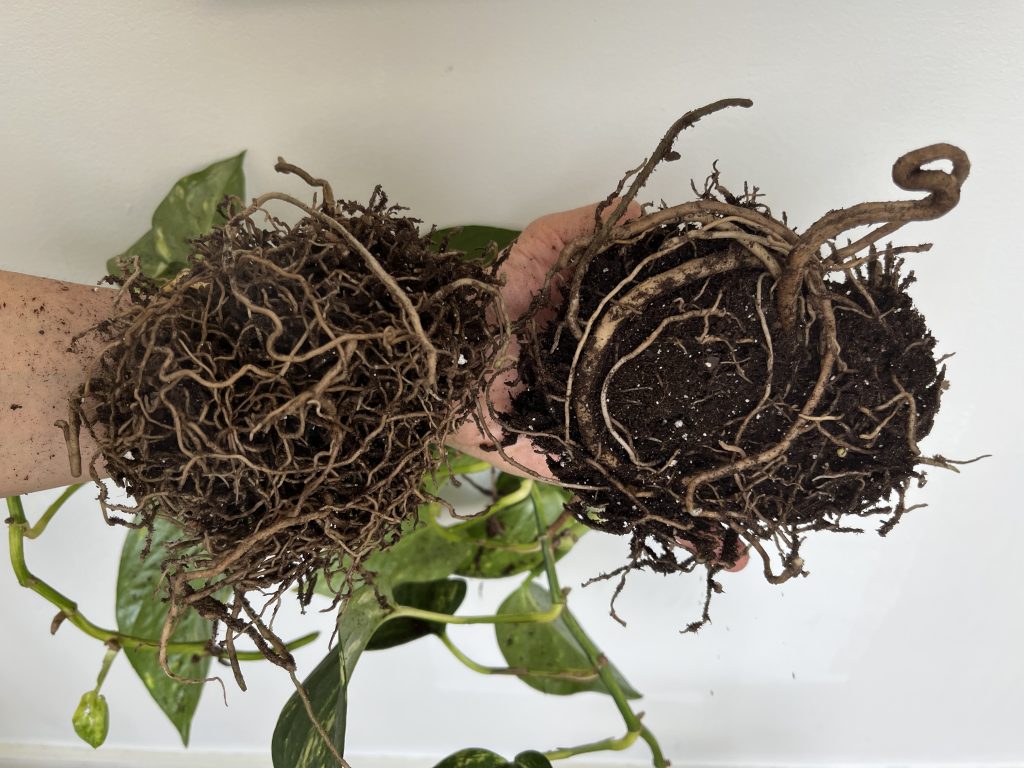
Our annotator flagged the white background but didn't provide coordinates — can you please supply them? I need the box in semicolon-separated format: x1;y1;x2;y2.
1;1;1022;766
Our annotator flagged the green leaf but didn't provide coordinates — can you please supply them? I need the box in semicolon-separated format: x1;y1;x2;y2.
116;517;210;745
431;749;552;768
271;647;343;768
107;152;246;282
272;587;390;767
433;749;510;768
444;449;494;476
513;752;554;768
72;691;109;749
311;503;476;601
364;506;476;586
453;477;585;579
495;582;641;699
431;225;520;263
366;578;467;651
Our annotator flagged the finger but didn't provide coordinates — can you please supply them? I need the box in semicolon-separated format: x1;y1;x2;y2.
675;536;750;572
502;199;645;321
726;550;750;572
526;199;644;249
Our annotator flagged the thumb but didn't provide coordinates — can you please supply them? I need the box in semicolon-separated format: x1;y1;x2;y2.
528;198;644;248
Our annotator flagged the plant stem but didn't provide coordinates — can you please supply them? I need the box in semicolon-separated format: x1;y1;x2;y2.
544;730;639;760
639;727;669;766
436;632;598;682
6;495;318;661
528;486;667;768
388;601;562;626
21;484;84;539
426;478;534;542
94;647;119;692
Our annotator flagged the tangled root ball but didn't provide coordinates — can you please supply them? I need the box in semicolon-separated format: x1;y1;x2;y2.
68;170;507;664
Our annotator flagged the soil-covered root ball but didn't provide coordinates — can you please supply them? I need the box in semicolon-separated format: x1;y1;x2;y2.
496;100;972;628
64;162;508;669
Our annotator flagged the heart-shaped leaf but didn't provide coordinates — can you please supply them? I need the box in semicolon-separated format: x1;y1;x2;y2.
107;152;245;282
71;690;109;749
431;749;553;767
512;752;553;768
116;517;211;745
432;748;509;767
495;582;640;699
453;477;585;579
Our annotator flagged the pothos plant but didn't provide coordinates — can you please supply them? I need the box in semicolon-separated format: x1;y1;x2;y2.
5;155;669;767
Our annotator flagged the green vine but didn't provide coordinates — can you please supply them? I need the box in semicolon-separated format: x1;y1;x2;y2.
6;493;318;660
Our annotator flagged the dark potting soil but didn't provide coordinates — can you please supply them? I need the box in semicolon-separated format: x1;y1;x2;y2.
506;223;942;579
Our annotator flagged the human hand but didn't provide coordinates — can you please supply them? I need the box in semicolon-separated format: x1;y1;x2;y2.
448;202;633;479
445;203;750;572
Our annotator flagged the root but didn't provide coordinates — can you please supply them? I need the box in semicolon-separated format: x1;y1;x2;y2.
775;143;969;333
499;99;972;629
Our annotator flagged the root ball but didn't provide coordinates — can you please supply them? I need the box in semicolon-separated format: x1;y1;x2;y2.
493;101;970;625
69;170;507;664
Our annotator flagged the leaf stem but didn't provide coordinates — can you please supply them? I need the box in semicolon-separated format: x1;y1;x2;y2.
5;495;318;661
436;632;598;682
20;484;84;539
639;726;669;766
94;647;119;693
544;729;639;760
426;478;535;542
388;601;562;626
528;486;667;768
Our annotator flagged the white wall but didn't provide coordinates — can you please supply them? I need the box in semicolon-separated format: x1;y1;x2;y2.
2;1;1022;765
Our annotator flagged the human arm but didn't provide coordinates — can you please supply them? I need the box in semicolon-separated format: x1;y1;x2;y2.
0;209;594;499
0;270;115;497
0;215;747;568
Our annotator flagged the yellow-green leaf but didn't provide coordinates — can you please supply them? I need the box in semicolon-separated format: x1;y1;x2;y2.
72;691;109;749
495;582;640;699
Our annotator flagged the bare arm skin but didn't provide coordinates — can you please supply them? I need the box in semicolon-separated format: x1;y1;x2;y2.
0;270;116;497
